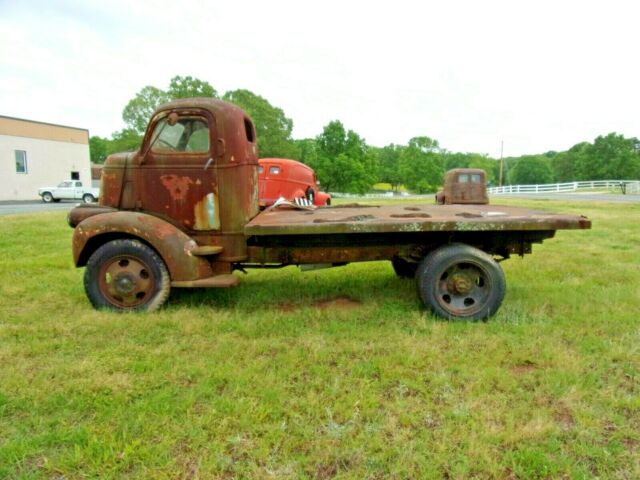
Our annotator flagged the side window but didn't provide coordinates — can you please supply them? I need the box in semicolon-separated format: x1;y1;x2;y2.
15;150;27;173
75;181;83;187
59;181;72;188
258;165;264;174
471;174;481;183
150;116;210;153
269;166;281;175
458;174;469;183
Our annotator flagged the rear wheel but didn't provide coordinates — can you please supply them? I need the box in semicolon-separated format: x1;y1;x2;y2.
84;239;170;312
416;244;505;320
82;193;95;203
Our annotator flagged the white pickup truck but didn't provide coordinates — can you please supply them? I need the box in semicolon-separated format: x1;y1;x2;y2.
38;181;100;203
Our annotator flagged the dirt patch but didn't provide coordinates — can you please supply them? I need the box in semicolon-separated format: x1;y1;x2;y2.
315;296;362;310
277;302;297;313
277;296;362;312
623;437;638;451
511;360;538;375
554;404;576;430
315;463;338;479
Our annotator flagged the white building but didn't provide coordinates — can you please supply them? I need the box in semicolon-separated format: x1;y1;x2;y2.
0;115;91;201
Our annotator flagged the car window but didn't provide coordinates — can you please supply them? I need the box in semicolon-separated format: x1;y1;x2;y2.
58;181;72;188
258;165;264;174
75;181;83;187
269;166;281;175
471;174;481;183
458;174;469;183
151;116;210;153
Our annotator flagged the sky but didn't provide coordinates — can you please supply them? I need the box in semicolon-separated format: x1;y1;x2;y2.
1;0;638;157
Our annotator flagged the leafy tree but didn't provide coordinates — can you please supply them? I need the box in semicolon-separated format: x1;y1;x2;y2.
108;128;143;154
581;133;640;180
551;142;586;182
89;136;109;164
399;136;444;193
122;76;218;135
223;89;297;158
167;75;217;99
314;120;375;193
295;138;320;170
375;144;405;190
122;86;169;135
507;155;553;184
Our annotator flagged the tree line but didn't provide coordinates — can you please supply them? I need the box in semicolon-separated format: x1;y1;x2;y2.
90;75;640;193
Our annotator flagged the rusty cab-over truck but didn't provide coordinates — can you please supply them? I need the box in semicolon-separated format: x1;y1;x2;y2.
68;98;591;320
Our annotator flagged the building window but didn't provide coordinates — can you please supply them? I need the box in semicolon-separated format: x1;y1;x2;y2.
71;171;80;180
15;150;27;174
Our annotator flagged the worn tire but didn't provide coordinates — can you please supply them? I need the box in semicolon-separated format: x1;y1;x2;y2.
391;256;418;278
42;192;53;203
82;193;95;203
84;239;170;312
416;244;505;320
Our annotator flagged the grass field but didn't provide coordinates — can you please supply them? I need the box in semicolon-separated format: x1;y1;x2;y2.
1;199;638;479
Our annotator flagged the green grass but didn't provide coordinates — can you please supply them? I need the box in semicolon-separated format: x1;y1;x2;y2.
1;199;639;479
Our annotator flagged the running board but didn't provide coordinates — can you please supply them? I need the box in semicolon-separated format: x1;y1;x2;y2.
171;274;239;288
191;245;224;256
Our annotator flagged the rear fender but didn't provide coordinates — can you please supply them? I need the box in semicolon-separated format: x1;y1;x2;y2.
72;211;213;281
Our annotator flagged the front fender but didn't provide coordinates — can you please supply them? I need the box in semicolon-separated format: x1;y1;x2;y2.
72;211;213;282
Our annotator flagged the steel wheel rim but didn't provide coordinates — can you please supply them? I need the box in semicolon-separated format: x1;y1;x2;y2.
98;255;155;308
435;261;491;316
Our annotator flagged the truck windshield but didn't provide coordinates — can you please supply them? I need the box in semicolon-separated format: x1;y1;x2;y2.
151;116;210;153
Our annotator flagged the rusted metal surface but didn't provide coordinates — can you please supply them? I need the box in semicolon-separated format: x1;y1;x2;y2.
68;204;117;228
246;245;404;265
98;253;156;308
96;98;259;261
436;168;489;205
244;204;591;236
72;211;213;282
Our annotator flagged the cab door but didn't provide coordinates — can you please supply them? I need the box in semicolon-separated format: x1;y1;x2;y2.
137;109;221;232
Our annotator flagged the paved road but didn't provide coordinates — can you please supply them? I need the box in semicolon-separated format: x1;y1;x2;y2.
0;200;79;216
490;193;640;203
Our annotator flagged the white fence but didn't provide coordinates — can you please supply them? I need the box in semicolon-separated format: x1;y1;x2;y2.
488;180;640;195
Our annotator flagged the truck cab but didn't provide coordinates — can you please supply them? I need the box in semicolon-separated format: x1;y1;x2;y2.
436;168;488;205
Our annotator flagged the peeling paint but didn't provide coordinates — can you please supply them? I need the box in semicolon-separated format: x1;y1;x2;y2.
194;192;220;230
160;175;194;201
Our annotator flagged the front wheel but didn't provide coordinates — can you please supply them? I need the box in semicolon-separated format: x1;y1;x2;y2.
42;192;53;203
84;239;170;312
416;244;505;320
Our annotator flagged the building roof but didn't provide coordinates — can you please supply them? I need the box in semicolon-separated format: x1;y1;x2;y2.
0;115;89;145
